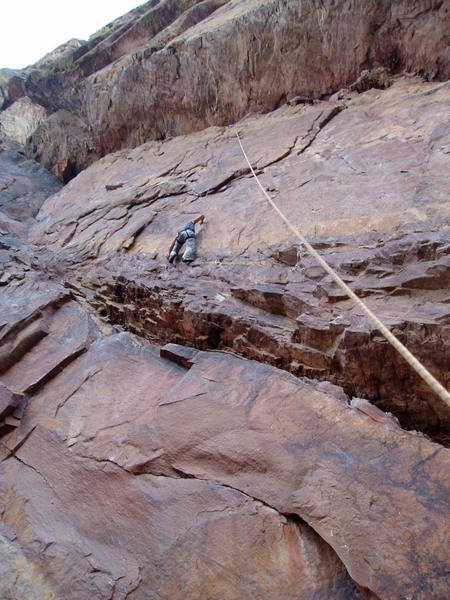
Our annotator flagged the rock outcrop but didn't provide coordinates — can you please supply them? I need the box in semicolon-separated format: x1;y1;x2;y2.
0;2;449;599
29;77;450;443
1;0;449;179
0;284;364;600
0;96;46;146
0;134;61;220
0;280;448;599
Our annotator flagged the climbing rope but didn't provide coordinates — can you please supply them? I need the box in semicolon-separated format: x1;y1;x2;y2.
235;129;450;408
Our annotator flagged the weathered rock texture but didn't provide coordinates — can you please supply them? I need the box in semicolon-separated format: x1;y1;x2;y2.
30;78;450;443
156;343;450;599
0;96;46;146
0;0;449;179
0;3;449;599
0;134;61;221
0;284;365;600
0;279;448;599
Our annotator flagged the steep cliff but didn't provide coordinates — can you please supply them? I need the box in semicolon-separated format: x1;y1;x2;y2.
30;76;450;443
0;1;449;599
0;0;448;180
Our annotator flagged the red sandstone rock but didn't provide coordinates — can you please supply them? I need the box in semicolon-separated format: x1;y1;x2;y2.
0;6;448;598
1;306;447;598
0;384;24;422
1;0;449;179
151;344;450;598
27;78;449;441
0;313;362;600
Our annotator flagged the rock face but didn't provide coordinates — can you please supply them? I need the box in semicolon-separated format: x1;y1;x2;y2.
156;344;450;599
30;77;450;443
0;0;449;179
0;385;24;436
0;281;448;599
0;96;46;146
0;134;61;221
0;3;449;599
0;285;364;600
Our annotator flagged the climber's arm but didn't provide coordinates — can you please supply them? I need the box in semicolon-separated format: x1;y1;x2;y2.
193;214;205;225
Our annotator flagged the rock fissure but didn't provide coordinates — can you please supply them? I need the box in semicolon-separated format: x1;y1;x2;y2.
0;425;36;463
24;345;88;395
298;105;346;155
146;463;287;517
86;234;449;444
0;4;449;598
11;450;66;506
54;366;104;417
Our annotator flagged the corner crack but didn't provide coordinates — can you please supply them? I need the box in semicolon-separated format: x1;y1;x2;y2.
297;105;345;155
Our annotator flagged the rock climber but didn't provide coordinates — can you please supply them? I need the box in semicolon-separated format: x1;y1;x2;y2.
168;214;205;264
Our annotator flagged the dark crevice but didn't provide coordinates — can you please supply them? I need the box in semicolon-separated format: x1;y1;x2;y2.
85;231;450;446
90;286;448;444
297;105;346;155
139;463;300;520
0;425;37;462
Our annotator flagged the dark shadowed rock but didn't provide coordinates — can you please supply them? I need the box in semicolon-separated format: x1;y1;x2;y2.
0;385;24;437
0;135;62;220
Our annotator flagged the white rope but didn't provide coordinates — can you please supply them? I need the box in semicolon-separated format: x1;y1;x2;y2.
235;129;450;408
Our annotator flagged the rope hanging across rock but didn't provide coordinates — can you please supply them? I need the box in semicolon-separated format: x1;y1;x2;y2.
235;129;450;408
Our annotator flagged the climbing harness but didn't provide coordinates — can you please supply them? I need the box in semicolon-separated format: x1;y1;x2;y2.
235;129;450;408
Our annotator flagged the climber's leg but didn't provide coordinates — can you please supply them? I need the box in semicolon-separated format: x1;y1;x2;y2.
182;234;196;262
169;231;188;263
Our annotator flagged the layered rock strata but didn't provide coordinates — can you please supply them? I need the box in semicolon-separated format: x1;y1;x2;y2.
0;0;448;179
87;228;450;444
0;10;449;597
0;284;365;600
28;78;450;443
0;282;448;599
